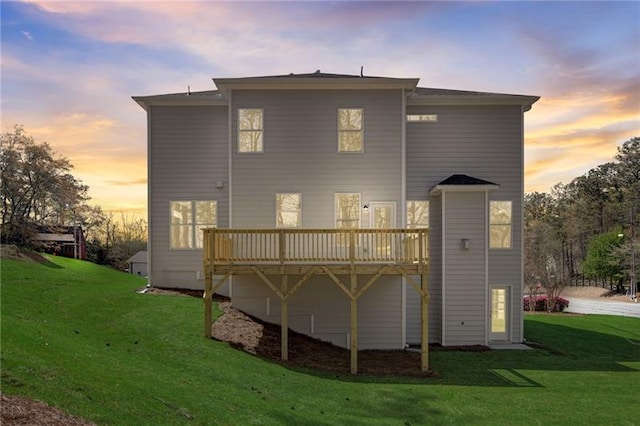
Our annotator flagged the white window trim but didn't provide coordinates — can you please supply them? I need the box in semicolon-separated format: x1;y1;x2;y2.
489;200;512;250
238;108;264;153
275;193;302;229
337;108;364;153
170;200;218;250
406;114;438;122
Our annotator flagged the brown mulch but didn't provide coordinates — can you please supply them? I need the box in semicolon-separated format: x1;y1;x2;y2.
1;394;95;426
211;300;488;378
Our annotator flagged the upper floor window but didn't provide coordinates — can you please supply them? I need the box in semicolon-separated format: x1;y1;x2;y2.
276;193;301;228
490;201;512;249
407;200;429;228
335;193;361;229
407;114;438;122
338;108;363;152
238;108;263;153
170;200;217;249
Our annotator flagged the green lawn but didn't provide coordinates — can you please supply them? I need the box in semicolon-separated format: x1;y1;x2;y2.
1;255;639;425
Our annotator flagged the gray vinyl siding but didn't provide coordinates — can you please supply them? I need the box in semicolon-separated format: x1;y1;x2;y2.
406;194;442;344
148;105;229;289
405;104;524;345
229;89;404;349
442;191;486;345
230;89;403;228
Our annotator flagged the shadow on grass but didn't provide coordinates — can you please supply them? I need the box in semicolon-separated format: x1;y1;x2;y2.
237;315;640;388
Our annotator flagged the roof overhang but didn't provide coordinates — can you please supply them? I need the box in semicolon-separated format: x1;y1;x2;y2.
408;93;540;112
213;76;420;91
132;92;227;111
429;174;500;195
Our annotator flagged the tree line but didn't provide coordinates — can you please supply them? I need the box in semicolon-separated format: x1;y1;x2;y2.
2;126;638;290
525;137;639;306
1;125;146;271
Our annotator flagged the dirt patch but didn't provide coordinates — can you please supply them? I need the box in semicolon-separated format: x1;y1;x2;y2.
1;394;95;426
1;244;59;265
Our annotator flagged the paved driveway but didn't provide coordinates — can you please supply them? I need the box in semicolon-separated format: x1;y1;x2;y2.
565;298;640;318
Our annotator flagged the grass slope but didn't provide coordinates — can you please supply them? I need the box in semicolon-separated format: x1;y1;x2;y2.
2;255;639;425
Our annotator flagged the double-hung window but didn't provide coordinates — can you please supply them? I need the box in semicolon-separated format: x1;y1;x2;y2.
276;193;302;228
335;193;360;229
490;201;512;249
238;108;263;153
170;200;217;249
338;108;363;152
407;200;429;229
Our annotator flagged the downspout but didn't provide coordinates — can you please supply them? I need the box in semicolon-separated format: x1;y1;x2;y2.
146;105;153;288
519;104;525;342
227;89;233;298
401;88;407;348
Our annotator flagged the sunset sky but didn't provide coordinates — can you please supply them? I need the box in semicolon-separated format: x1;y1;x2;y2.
2;1;639;219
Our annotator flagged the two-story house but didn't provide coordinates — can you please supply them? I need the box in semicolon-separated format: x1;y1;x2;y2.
133;71;538;372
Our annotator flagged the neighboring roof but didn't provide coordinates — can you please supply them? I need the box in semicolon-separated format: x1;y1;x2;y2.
36;233;75;242
127;251;148;264
430;174;500;194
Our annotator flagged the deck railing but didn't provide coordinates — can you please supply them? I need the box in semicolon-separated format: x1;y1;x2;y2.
203;228;428;265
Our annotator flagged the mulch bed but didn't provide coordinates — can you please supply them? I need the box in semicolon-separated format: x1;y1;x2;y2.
209;298;489;378
1;394;95;426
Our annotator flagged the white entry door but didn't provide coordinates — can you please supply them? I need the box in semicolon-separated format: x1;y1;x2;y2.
490;286;510;341
369;202;396;258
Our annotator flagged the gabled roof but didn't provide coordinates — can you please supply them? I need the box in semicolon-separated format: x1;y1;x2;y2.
126;250;148;264
430;174;500;194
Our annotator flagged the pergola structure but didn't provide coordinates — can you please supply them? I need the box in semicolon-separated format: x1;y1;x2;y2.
202;228;430;374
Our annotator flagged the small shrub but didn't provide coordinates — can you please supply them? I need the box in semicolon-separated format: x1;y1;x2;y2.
523;295;569;312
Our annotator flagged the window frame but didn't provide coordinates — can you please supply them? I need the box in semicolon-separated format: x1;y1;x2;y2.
275;193;302;229
337;108;364;153
489;200;512;249
238;108;264;153
170;200;217;250
335;193;361;229
406;200;429;229
406;114;438;123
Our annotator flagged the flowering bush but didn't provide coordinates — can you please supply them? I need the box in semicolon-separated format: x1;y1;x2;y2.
523;295;570;312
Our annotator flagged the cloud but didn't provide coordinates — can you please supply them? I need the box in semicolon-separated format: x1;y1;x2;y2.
20;30;33;41
106;178;148;187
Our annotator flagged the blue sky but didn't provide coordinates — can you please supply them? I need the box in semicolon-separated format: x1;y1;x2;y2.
1;1;639;217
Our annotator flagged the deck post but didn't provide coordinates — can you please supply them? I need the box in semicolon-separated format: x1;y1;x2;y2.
204;271;213;338
421;272;429;372
281;274;289;361
349;231;358;374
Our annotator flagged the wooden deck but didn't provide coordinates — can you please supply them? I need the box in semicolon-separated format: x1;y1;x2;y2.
202;228;430;374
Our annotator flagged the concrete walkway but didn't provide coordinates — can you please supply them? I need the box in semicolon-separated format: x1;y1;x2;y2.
565;297;640;318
